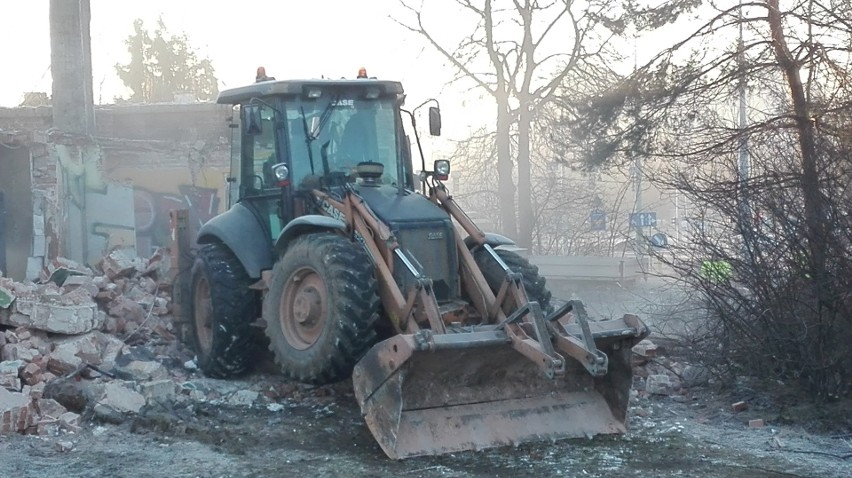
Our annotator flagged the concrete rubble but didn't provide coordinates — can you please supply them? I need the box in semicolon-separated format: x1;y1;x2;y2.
0;247;291;438
0;248;191;436
630;338;712;401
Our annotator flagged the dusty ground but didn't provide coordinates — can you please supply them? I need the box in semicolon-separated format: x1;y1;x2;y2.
2;277;850;478
1;373;849;478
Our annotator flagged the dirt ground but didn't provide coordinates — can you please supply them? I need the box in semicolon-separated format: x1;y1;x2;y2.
2;278;850;478
2;374;849;478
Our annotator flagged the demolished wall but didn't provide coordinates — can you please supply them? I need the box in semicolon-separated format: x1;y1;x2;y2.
0;103;231;280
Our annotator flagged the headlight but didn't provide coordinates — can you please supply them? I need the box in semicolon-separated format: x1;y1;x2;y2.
434;160;450;179
272;163;289;181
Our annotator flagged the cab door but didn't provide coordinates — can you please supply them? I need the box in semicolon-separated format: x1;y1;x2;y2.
239;103;288;240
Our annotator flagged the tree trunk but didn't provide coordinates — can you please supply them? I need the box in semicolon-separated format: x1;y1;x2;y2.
486;0;517;239
516;0;538;250
517;101;533;249
766;0;826;299
496;95;517;239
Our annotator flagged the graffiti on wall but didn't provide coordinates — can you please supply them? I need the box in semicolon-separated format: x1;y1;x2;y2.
134;184;220;255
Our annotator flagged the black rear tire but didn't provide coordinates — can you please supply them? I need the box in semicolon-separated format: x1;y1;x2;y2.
190;243;259;378
263;233;380;384
473;248;553;314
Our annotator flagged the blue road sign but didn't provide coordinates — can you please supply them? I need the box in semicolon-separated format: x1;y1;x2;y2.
629;212;657;228
590;210;606;231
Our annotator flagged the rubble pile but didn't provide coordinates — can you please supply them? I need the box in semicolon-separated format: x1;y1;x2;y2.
629;337;714;409
630;338;712;398
0;249;177;435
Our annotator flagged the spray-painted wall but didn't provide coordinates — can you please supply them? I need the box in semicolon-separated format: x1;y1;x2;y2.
0;102;232;276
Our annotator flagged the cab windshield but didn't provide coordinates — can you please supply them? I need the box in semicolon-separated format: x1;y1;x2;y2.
285;95;400;189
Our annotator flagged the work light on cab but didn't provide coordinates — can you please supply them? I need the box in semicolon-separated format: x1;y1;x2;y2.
434;160;450;180
272;163;289;187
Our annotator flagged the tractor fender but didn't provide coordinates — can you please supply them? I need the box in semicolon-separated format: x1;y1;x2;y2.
197;203;274;279
464;232;516;250
273;215;346;258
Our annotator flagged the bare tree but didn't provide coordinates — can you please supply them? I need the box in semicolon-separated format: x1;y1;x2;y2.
450;105;636;258
568;0;852;397
396;1;516;237
394;0;629;248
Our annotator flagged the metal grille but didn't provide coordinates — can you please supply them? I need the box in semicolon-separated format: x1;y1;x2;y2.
394;222;458;302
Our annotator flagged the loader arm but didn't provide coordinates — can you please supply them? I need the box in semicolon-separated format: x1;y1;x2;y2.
315;187;571;375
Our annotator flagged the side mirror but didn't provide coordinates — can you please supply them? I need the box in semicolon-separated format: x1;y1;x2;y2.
428;106;442;136
243;104;263;136
309;116;321;140
402;135;412;162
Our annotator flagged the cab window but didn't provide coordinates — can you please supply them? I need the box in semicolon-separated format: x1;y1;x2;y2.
241;104;278;197
285;96;400;189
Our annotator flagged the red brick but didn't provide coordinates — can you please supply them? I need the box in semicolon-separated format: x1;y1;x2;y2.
21;363;42;386
749;418;765;428
731;401;748;412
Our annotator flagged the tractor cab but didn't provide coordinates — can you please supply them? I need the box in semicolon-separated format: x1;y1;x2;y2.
219;73;440;241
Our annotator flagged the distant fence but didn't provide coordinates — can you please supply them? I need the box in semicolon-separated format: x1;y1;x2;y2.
527;255;644;284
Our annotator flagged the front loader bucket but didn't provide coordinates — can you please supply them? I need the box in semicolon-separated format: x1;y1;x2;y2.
352;317;646;459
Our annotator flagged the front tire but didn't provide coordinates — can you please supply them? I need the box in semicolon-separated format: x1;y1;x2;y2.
263;233;380;384
190;243;258;378
473;248;553;314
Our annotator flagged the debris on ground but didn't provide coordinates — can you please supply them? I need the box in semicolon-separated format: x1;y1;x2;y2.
0;249;183;435
749;418;765;428
0;248;337;439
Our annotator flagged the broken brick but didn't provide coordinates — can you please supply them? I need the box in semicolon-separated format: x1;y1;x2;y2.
47;347;83;375
646;374;675;396
107;296;145;323
1;343;40;362
58;411;80;432
99;250;138;280
631;339;658;366
0;387;34;434
749;419;765;428
92;381;145;420
0;375;22;392
21;363;42;386
28;382;46;400
36;398;68;420
732;401;749;412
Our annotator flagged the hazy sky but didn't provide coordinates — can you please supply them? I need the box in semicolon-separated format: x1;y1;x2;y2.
0;1;488;136
0;1;707;142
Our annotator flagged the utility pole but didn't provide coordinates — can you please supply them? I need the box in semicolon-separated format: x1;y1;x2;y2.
737;0;751;233
631;32;647;269
50;0;96;264
50;0;95;135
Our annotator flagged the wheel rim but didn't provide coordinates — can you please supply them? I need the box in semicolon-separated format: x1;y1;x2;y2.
193;276;213;355
280;267;328;350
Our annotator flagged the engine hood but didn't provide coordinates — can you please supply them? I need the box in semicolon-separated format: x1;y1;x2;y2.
352;185;448;225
